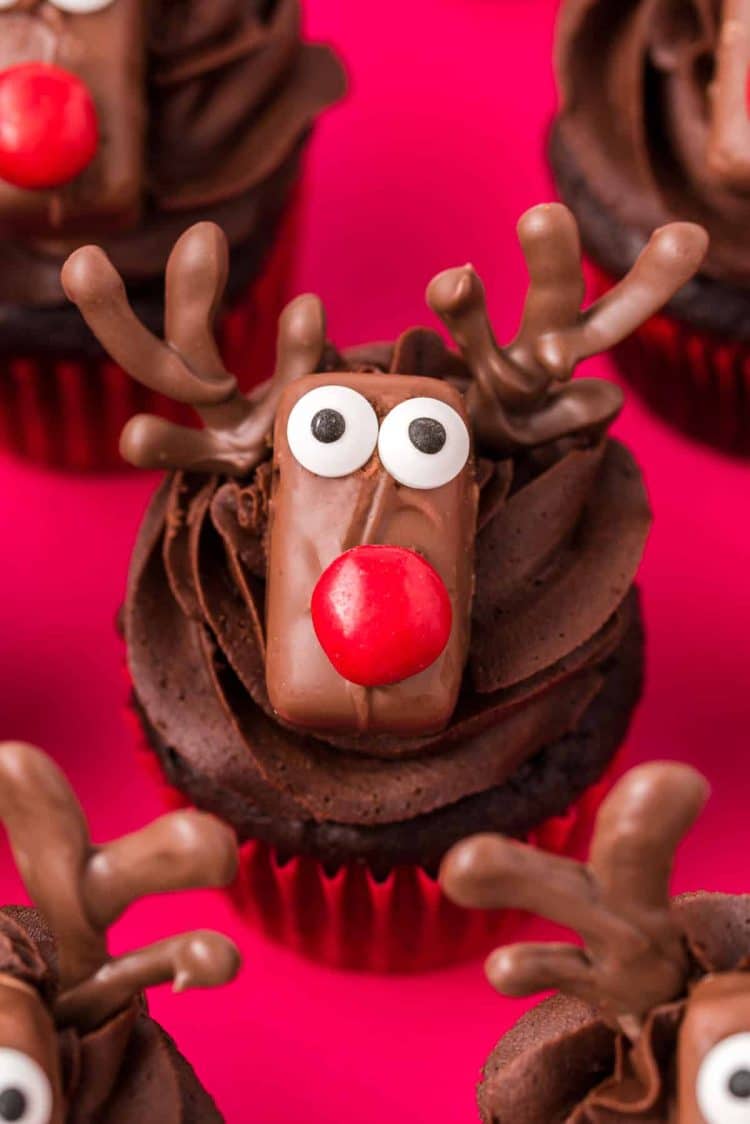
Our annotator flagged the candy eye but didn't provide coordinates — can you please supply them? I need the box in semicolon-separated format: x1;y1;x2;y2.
286;386;379;478
0;1050;52;1124
697;1033;750;1124
48;0;116;11
377;397;470;490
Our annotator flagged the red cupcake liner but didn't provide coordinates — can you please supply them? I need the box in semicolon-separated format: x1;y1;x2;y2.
590;264;750;457
0;192;302;472
229;764;617;973
129;695;620;972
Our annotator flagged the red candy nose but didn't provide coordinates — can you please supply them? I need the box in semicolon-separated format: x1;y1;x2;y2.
311;545;452;688
0;63;98;190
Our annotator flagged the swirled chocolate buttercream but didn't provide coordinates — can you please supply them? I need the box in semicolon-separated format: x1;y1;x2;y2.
554;0;750;288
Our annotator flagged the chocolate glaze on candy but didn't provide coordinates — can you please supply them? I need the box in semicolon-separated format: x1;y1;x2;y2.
63;206;706;873
0;0;345;312
267;371;477;734
0;741;241;1123
440;764;750;1124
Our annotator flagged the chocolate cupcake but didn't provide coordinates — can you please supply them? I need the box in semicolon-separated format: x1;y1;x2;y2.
0;0;344;469
440;762;750;1124
0;740;241;1123
551;0;750;455
62;204;705;971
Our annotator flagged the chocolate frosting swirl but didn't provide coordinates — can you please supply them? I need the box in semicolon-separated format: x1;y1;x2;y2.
479;893;750;1124
0;0;345;306
554;0;750;287
125;332;651;862
0;908;222;1123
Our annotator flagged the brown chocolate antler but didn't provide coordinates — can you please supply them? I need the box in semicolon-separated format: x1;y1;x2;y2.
440;763;709;1040
56;932;241;1033
61;222;326;475
0;742;240;1031
426;204;708;454
707;0;750;189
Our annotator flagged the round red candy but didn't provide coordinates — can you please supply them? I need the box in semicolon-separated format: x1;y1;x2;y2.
0;63;99;190
310;544;453;688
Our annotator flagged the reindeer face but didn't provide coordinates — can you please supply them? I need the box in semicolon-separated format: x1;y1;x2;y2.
0;0;146;239
265;372;478;736
678;973;750;1124
60;209;704;734
0;979;61;1124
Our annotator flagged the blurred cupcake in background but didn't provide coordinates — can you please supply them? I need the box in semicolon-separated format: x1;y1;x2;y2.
551;0;750;456
0;0;344;469
439;761;750;1124
61;203;705;972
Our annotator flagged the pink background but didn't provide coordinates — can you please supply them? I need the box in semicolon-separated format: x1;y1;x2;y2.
1;1;750;1120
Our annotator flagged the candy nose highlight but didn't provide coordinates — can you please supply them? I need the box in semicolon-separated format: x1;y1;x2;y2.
310;545;452;688
0;62;98;190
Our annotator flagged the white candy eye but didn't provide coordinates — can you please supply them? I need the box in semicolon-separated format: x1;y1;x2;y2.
377;396;470;490
287;385;378;478
48;0;116;12
0;1050;52;1124
697;1033;750;1124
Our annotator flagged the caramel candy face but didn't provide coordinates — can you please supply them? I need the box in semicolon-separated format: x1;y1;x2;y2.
265;372;478;737
678;974;750;1124
0;1;146;239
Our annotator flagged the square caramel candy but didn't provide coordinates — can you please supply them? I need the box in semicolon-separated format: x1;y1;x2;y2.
265;372;478;737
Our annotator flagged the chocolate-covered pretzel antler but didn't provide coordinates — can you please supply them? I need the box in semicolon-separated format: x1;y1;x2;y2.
426;204;708;454
56;932;240;1033
0;742;240;1032
440;763;708;1040
61;222;326;475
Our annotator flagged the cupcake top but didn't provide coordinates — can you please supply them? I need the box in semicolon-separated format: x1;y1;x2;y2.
440;762;750;1124
60;207;705;869
0;0;345;305
555;0;750;288
0;740;241;1123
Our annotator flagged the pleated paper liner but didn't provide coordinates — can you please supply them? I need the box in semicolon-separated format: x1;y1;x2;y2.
0;191;301;472
590;264;750;457
230;765;616;973
131;702;621;973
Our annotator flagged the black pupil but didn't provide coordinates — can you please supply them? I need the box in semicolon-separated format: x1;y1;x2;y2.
311;409;345;444
408;417;446;455
0;1088;27;1122
729;1070;750;1099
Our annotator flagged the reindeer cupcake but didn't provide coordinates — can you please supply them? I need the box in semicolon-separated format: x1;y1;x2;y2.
440;761;750;1124
60;203;706;971
0;740;241;1122
0;0;344;468
551;0;750;454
